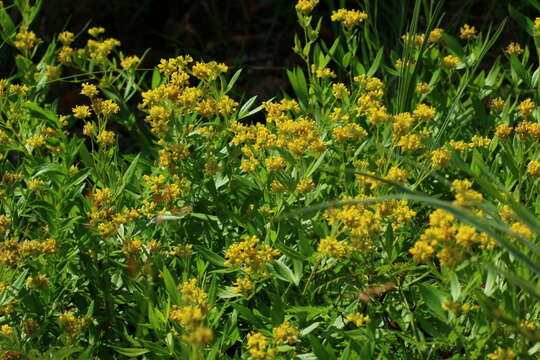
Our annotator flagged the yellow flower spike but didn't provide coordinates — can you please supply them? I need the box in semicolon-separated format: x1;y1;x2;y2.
510;221;533;239
26;274;49;290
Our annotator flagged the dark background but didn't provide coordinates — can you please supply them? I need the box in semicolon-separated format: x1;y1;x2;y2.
21;0;536;100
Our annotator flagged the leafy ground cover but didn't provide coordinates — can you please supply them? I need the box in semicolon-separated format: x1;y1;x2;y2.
1;0;540;359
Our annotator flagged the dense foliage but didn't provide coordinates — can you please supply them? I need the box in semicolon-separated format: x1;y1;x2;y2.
1;0;540;359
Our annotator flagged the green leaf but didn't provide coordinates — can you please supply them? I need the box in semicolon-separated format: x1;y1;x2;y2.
308;335;337;360
275;242;307;261
442;33;465;59
272;260;300;286
238;95;263;120
418;284;447;321
226;68;242;93
299;322;321;337
151;67;162;88
194;245;226;267
110;347;150;357
231;304;265;328
450;273;461;301
367;47;384;77
287;67;308;108
162;266;180;304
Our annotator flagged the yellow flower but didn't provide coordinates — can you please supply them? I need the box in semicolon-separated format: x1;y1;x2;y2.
14;28;39;52
331;9;368;28
81;83;99;98
442;55;460;69
191;61;228;81
72;105;92;119
120;55;140;70
317;236;351;258
459;24;477;40
469;135;490;148
58;31;74;45
295;0;319;15
429;28;444;43
27;178;45;191
312;65;337;79
396;134;422;152
273;320;298;345
264;157;286;172
495;124;512;139
413;103;436;121
58;46;74;64
184;326;213;345
246;332;276;360
88;27;106;37
225;235;280;276
296;177;315;193
332;82;350;99
415;82;430;94
232;277;255;295
347;313;371;327
0;324;13;336
528;160;540;177
96;99;120;116
490;97;505;112
487;348;516;360
505;42;524;55
96;130;116;145
59;312;88;338
430;148;452;169
518;98;535;116
26;134;45;148
26;274;49;290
